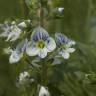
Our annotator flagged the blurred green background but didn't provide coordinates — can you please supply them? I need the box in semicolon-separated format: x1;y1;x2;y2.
0;0;96;96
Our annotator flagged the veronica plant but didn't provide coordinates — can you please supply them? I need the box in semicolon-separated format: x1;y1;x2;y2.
0;0;76;96
26;26;56;58
55;33;76;59
0;21;28;41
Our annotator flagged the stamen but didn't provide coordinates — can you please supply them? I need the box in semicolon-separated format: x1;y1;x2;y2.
37;40;45;49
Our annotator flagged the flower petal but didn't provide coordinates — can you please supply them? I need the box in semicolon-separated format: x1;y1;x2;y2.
38;48;47;58
10;25;22;41
31;26;49;41
5;25;21;41
0;22;11;37
9;51;23;64
26;42;39;56
39;86;50;96
67;40;76;47
46;37;56;52
62;52;70;59
6;32;15;41
55;33;68;46
19;71;29;81
16;39;28;52
58;7;64;12
18;22;27;28
59;50;70;59
10;34;20;41
66;48;76;53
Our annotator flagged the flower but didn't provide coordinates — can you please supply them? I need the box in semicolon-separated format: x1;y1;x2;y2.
9;39;28;64
58;7;64;13
55;33;76;59
18;21;27;28
9;50;23;64
26;26;56;58
6;24;22;41
19;71;30;84
3;47;13;54
39;86;50;96
18;20;30;28
0;21;27;42
0;21;11;38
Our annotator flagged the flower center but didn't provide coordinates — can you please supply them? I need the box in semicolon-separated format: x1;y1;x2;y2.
61;44;68;49
37;41;45;49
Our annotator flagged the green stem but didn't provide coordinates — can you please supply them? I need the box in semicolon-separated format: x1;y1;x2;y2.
41;60;48;86
19;0;29;18
39;0;48;86
39;0;44;27
40;7;44;27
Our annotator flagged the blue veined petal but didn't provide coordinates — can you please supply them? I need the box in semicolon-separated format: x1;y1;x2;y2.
9;39;28;64
55;33;68;46
31;26;49;42
59;49;70;59
6;25;22;41
0;22;22;42
9;50;23;64
45;37;56;52
38;48;47;58
26;41;40;56
3;24;11;33
0;23;11;37
16;39;28;52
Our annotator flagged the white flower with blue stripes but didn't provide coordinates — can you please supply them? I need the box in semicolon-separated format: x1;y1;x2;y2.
55;33;76;59
9;50;23;64
0;21;27;42
0;22;11;37
26;26;56;58
9;39;28;63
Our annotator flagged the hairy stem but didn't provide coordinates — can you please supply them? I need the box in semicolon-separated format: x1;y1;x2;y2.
39;0;44;27
19;0;29;18
39;0;48;86
41;59;48;86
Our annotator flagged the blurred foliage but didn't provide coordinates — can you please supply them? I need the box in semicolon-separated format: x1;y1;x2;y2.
0;0;96;96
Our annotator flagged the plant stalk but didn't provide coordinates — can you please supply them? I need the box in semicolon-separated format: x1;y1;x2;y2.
39;0;48;86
